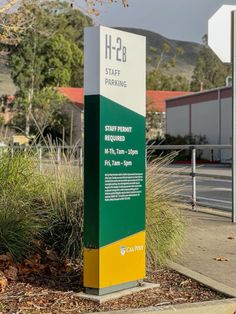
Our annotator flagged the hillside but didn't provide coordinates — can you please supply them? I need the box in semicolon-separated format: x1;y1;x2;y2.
0;28;202;95
116;27;202;80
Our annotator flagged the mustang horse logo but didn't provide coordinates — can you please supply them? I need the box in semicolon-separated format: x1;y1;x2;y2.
120;246;126;256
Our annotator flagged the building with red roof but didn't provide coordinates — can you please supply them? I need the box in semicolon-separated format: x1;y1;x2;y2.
57;87;84;110
146;90;192;113
146;90;193;139
57;87;84;145
57;87;192;142
57;87;191;113
165;86;232;162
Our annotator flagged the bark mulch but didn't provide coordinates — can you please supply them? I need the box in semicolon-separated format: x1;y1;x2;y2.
0;252;227;313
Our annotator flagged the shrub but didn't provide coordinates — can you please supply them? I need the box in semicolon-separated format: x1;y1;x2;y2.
164;134;207;160
148;134;208;160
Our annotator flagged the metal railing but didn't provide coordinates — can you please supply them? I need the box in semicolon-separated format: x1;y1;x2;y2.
149;144;232;215
1;143;233;219
0;145;83;172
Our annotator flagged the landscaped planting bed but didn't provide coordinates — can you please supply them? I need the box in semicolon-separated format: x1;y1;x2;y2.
0;151;223;313
0;252;226;313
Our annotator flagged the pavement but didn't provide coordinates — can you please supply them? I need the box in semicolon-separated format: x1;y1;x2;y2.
167;163;232;179
167;164;233;211
175;209;236;293
94;208;236;313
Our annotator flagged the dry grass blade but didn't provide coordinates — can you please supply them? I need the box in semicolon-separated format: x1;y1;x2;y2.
40;140;84;262
146;152;186;267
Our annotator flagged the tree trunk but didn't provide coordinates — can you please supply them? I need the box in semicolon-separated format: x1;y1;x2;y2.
25;88;33;136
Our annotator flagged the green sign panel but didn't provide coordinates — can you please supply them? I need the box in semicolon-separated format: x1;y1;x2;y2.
84;26;146;295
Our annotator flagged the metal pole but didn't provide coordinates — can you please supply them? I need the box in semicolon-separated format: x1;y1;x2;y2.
79;146;83;178
70;110;74;146
232;11;236;223
57;146;61;164
62;126;65;146
39;146;42;173
191;147;197;211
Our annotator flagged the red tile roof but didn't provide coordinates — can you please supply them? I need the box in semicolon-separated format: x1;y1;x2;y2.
57;88;192;113
57;87;84;110
147;90;193;112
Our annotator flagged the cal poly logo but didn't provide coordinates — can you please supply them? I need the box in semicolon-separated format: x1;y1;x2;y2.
120;246;126;256
120;245;144;256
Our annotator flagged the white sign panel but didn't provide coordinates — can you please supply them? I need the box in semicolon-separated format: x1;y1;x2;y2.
208;5;236;63
84;26;146;116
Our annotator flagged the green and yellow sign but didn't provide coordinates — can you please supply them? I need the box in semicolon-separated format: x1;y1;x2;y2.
84;26;146;295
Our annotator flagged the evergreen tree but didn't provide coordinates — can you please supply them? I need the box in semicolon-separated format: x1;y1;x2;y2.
9;0;92;136
147;44;190;91
191;37;231;91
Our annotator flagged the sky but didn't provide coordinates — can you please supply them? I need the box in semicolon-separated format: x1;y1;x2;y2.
1;0;236;43
78;0;236;44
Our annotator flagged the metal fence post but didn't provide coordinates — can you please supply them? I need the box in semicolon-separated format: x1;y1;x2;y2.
232;11;236;223
191;147;197;211
57;146;61;164
39;146;42;173
79;146;83;178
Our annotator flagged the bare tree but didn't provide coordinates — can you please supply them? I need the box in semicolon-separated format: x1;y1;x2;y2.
0;0;35;46
0;0;17;14
0;0;128;46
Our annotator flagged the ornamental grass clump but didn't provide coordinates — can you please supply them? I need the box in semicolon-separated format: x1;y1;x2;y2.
0;150;48;260
146;153;186;267
41;146;84;262
43;150;186;266
0;141;185;266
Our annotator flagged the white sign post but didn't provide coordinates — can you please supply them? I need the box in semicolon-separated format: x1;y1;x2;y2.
232;11;236;224
209;5;236;223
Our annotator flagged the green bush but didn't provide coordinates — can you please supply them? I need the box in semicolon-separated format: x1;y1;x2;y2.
164;134;208;160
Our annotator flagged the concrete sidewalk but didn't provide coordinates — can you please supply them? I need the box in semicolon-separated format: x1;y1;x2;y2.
95;209;236;314
176;209;236;291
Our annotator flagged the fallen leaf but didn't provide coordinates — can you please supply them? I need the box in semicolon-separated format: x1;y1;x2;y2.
0;275;8;293
45;249;58;261
4;266;18;281
180;279;191;286
5;253;13;261
0;255;11;263
213;256;229;261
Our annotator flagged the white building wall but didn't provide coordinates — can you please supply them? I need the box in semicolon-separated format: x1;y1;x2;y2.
191;100;219;160
166;95;232;162
221;97;232;162
166;105;189;136
191;100;219;143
